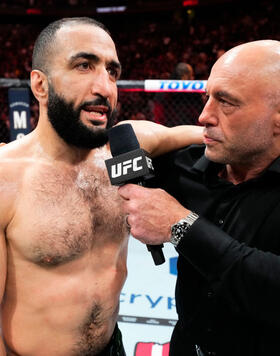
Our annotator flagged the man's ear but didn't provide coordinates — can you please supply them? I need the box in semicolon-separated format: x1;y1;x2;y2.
30;70;48;104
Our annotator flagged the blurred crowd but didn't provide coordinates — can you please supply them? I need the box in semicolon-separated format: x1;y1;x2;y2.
0;0;88;7
0;0;279;140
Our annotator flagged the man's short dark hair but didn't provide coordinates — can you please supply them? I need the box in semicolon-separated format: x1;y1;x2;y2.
32;17;110;74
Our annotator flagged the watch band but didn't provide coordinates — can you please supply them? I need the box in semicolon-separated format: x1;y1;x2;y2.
170;212;199;247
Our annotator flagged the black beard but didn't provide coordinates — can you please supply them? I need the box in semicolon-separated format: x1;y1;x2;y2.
47;84;116;149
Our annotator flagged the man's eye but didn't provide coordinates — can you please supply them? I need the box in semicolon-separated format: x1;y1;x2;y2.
108;67;119;79
220;98;231;106
76;62;90;70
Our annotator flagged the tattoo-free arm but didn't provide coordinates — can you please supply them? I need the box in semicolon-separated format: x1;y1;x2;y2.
117;120;203;157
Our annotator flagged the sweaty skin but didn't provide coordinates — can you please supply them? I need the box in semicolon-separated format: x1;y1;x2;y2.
0;124;202;356
0;20;203;356
0;121;202;355
0;135;129;356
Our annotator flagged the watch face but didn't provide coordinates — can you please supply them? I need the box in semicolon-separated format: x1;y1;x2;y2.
171;214;198;246
175;222;187;235
171;221;188;246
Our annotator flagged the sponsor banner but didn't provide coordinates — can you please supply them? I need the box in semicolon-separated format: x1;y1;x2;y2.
8;88;31;141
119;238;178;355
144;79;207;92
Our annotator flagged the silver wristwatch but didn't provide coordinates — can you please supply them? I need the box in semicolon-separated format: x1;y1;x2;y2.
170;212;199;247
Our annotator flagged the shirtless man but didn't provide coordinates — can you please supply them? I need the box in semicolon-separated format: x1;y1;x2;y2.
0;17;203;356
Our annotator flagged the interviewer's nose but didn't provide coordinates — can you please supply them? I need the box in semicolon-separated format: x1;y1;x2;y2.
198;98;218;126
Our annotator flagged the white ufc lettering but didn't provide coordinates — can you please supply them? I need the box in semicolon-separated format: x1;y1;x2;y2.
111;156;143;178
133;156;143;172
122;159;133;175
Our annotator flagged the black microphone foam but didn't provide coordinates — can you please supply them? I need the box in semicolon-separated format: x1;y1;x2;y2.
106;123;165;265
106;124;154;186
108;124;140;156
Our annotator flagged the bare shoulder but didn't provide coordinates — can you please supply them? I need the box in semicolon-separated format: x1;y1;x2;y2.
0;140;30;184
0;134;35;167
0;136;33;227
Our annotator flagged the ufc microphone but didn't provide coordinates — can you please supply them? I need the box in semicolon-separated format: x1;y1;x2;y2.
105;123;165;265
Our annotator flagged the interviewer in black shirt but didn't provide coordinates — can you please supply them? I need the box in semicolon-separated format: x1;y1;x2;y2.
119;40;280;356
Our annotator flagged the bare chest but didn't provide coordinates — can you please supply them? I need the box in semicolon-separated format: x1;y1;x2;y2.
9;158;127;266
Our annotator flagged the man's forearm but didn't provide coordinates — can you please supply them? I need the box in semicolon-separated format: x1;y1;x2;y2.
117;120;203;157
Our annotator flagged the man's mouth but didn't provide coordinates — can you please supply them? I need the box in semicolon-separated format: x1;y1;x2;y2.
82;105;109;124
203;133;221;145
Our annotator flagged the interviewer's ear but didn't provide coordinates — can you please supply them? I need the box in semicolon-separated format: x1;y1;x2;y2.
30;70;48;104
0;143;6;147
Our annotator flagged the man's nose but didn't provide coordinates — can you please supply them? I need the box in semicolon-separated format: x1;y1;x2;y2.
198;97;218;126
91;67;116;99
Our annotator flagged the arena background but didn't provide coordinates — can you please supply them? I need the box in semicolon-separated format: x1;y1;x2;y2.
1;0;279;355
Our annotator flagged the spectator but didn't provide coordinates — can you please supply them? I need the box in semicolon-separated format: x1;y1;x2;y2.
154;62;204;126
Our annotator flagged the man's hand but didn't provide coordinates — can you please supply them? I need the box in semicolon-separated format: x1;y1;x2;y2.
119;184;190;245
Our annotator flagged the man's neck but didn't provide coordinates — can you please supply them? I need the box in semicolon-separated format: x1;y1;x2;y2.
221;164;268;185
34;118;92;165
